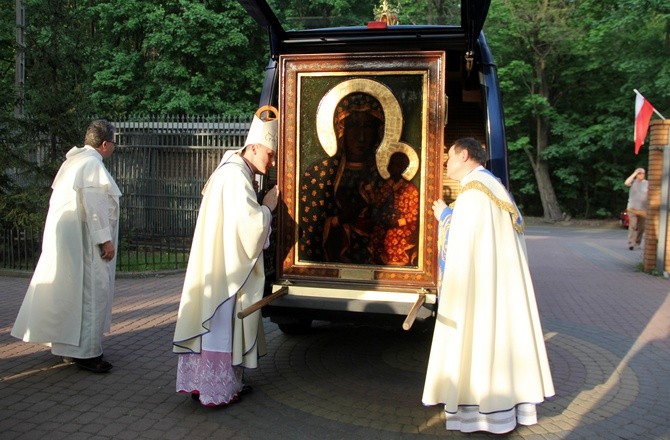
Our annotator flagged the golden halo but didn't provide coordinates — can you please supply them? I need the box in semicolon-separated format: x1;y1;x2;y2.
376;141;419;181
315;78;403;157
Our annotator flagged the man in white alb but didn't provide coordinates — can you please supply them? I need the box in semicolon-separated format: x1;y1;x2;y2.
12;119;121;374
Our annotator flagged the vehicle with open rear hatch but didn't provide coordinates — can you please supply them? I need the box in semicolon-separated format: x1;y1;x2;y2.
236;0;509;333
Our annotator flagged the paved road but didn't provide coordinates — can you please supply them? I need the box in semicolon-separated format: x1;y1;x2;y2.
1;225;668;439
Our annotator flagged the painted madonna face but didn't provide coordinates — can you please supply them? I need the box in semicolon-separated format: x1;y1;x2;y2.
343;111;383;162
334;93;384;162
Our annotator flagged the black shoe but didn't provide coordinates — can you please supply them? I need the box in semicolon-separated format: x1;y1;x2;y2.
240;384;253;395
73;356;113;373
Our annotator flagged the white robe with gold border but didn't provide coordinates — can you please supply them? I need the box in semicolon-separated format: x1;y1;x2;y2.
172;151;270;368
422;167;554;433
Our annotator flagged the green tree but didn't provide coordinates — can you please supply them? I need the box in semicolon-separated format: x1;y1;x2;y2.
268;0;460;28
23;0;92;157
0;0;15;118
268;0;380;28
546;0;669;218
2;0;275;228
486;0;577;221
397;0;460;25
85;0;268;115
0;0;24;226
0;0;90;230
4;0;670;224
487;0;669;219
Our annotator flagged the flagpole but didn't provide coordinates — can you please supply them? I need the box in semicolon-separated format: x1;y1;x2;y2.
634;89;666;119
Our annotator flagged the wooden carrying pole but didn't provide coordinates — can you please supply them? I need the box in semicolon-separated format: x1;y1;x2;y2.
237;286;288;319
402;293;426;331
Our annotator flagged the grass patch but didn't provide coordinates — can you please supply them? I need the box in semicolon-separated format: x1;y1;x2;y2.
117;250;189;272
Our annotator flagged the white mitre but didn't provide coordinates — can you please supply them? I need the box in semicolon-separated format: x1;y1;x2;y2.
244;105;279;152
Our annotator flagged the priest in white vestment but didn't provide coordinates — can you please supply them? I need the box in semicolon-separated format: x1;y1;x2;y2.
422;137;555;434
172;106;280;406
12;120;121;374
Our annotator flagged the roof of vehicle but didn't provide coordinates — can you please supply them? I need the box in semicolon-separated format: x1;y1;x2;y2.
237;0;491;57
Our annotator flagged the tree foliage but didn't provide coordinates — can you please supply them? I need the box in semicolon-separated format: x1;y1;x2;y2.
267;0;461;29
1;0;669;224
85;0;267;115
486;0;670;219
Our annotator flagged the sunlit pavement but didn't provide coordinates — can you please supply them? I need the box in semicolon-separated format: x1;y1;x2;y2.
1;225;668;439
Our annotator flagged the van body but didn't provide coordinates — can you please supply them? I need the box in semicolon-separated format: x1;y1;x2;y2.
237;0;508;332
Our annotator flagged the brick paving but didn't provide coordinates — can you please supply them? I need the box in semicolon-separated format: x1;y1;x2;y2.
0;225;669;439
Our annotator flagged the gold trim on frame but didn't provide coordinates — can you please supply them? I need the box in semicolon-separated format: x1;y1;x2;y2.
277;51;446;290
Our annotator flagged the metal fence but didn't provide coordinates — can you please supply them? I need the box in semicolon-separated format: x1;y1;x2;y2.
1;114;251;272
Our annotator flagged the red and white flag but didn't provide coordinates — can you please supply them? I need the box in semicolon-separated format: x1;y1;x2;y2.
634;92;656;154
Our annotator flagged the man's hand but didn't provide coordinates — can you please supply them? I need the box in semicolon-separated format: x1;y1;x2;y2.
432;199;447;221
99;241;115;261
262;185;280;212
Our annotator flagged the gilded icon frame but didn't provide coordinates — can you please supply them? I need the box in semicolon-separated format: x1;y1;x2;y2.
276;51;445;290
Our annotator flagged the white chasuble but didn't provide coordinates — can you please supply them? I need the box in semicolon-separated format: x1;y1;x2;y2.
422;168;554;433
172;152;270;368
